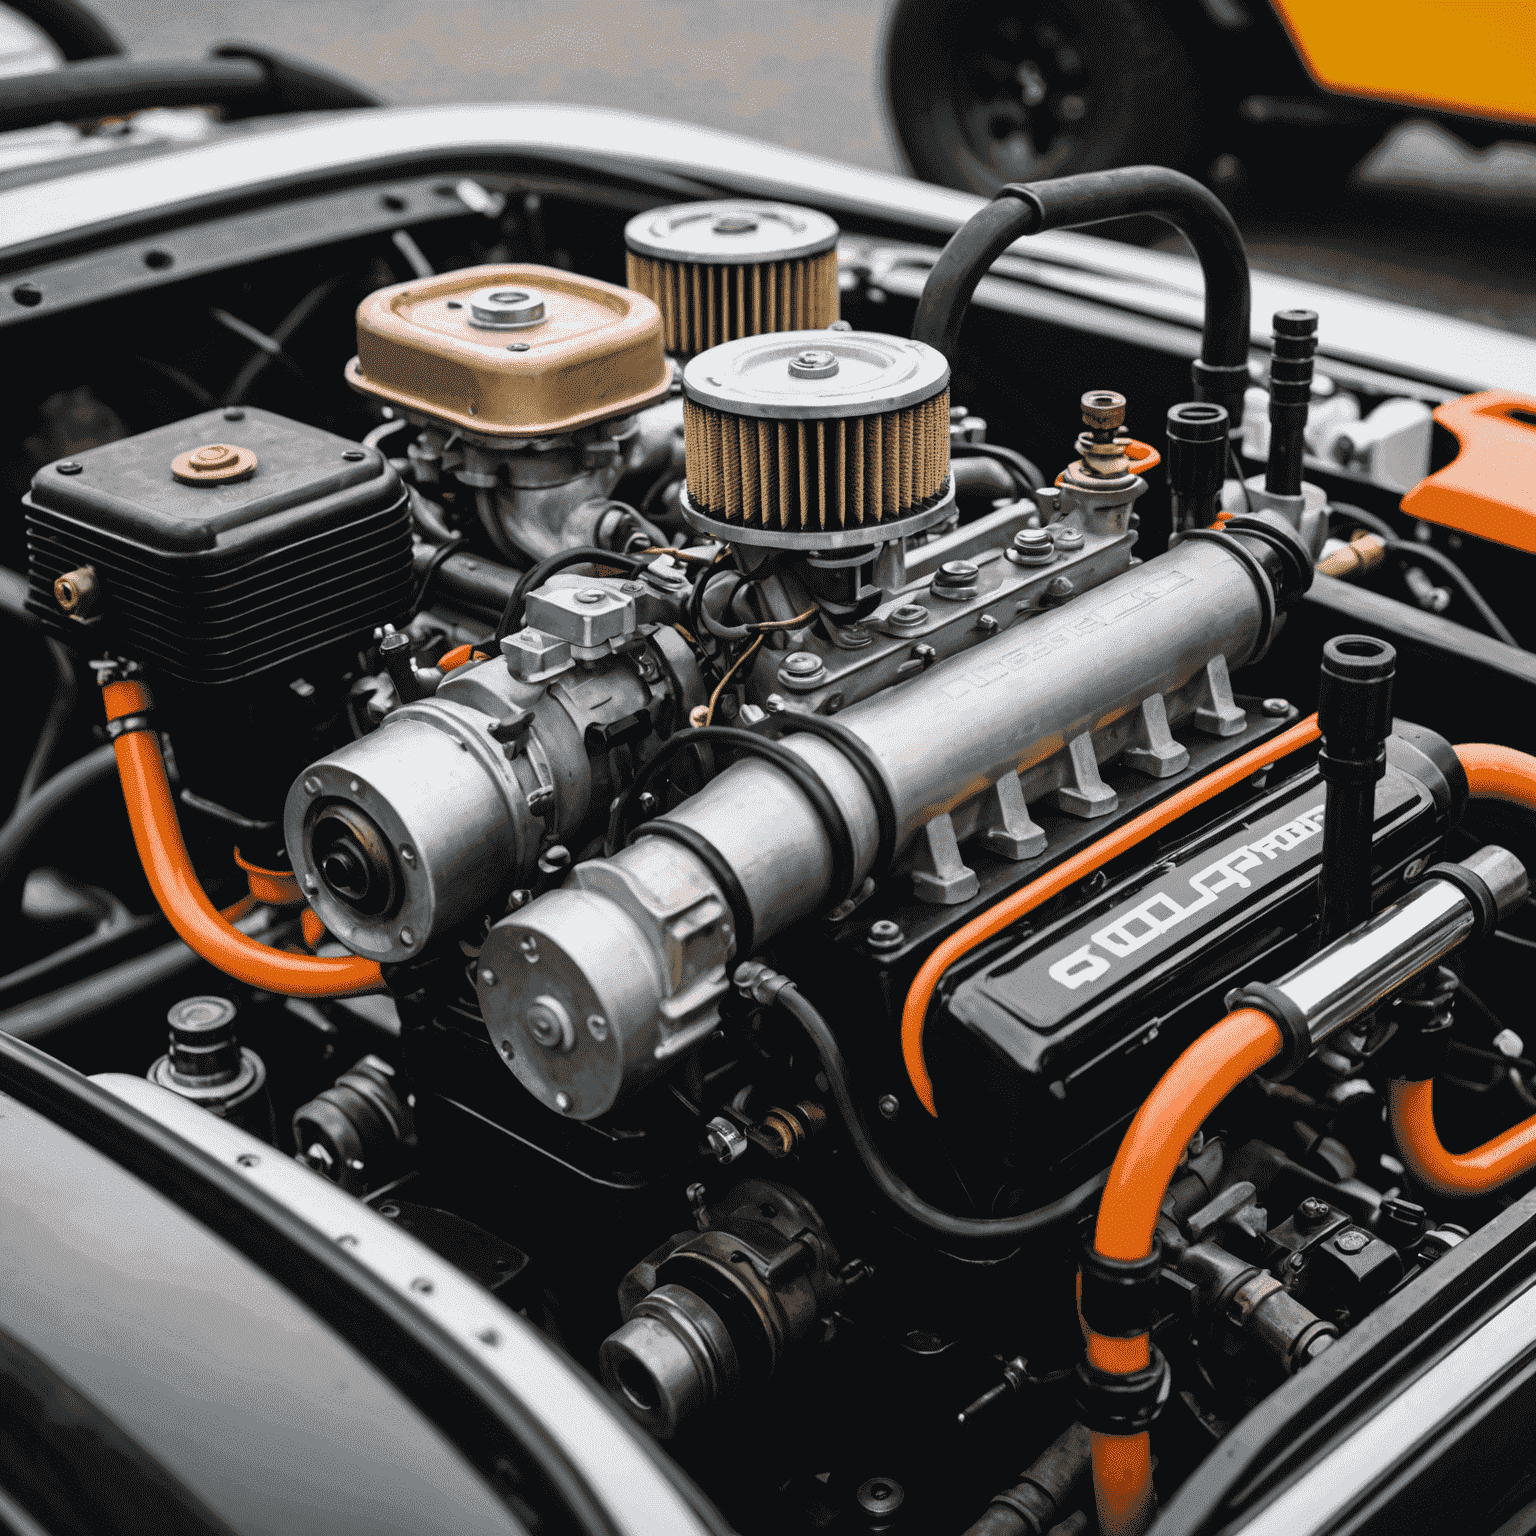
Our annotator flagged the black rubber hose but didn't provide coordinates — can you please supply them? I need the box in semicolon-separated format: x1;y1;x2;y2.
0;933;204;1041
1330;503;1517;647
913;167;1251;429
5;0;120;60
609;726;858;906
493;545;651;641
0;56;269;133
952;441;1046;496
766;979;1106;1250
17;638;77;809
0;744;117;887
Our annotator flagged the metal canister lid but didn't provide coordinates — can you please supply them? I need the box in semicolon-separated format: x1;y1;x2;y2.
625;200;839;265
683;329;949;420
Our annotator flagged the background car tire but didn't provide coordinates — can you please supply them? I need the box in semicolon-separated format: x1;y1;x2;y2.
884;0;1204;195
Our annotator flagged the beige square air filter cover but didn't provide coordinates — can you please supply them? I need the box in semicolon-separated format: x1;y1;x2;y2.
346;264;671;439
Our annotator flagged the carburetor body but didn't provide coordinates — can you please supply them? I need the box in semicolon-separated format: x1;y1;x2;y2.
349;263;676;563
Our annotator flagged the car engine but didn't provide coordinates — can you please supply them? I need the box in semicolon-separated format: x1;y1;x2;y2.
10;164;1536;1536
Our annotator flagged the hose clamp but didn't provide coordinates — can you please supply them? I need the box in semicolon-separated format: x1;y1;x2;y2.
1417;860;1498;940
1079;1237;1164;1338
1227;983;1311;1080
105;712;155;739
1074;1345;1171;1435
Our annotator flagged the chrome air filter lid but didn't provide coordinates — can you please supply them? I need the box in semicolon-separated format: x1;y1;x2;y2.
625;199;839;264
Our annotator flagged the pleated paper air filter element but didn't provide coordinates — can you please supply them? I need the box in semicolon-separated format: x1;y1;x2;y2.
625;200;840;358
680;331;953;548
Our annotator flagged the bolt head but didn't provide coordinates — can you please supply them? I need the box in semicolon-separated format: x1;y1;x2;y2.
937;559;978;583
587;1014;609;1042
890;604;927;625
341;448;366;462
398;927;414;946
1297;1195;1331;1228
575;589;605;604
519;934;539;960
304;776;321;795
878;1093;900;1120
783;651;822;677
1262;697;1291;717
1080;390;1127;431
1335;1228;1370;1254
1046;575;1074;598
1493;1027;1524;1059
480;968;498;987
56;460;83;475
788;348;840;380
1053;525;1084;550
555;1091;572;1113
867;919;904;952
236;1152;261;1168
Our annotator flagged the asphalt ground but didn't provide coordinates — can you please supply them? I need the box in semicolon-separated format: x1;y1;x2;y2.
90;0;1536;338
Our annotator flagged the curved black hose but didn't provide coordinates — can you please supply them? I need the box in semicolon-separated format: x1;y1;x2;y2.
493;546;651;641
0;744;117;886
913;167;1251;429
6;0;121;60
412;534;465;614
1330;503;1517;647
764;977;1106;1249
17;639;77;809
952;441;1045;496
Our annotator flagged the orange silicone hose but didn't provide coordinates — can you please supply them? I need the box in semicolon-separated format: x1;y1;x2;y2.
901;716;1320;1115
1087;1007;1282;1536
1390;1079;1536;1196
103;681;383;997
1384;743;1536;1194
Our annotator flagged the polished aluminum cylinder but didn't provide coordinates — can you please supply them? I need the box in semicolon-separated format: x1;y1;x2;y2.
1275;846;1528;1048
665;533;1265;935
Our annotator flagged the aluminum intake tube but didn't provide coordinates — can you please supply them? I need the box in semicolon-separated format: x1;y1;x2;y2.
478;517;1310;1120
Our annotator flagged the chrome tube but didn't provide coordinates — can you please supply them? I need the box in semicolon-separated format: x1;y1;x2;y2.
1272;846;1528;1050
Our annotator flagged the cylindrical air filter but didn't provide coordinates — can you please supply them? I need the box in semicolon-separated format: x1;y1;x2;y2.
625;200;840;357
681;330;952;546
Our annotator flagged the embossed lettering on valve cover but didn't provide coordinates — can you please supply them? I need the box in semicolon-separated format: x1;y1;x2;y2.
983;772;1422;1032
938;569;1193;700
1048;802;1325;993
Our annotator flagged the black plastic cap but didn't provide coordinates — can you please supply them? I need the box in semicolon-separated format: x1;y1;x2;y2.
1167;401;1229;444
1273;309;1319;337
1319;635;1397;775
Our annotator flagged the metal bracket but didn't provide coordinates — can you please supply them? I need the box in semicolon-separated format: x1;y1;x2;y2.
1123;694;1191;778
1056;732;1118;818
979;772;1047;860
910;812;980;904
1193;654;1248;737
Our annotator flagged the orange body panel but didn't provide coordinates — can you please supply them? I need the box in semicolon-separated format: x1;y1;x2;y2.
1400;391;1536;553
1270;0;1536;126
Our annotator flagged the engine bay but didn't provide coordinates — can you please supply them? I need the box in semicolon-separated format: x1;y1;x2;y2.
8;157;1536;1536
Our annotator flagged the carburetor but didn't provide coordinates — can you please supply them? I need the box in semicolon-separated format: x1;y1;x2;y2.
348;263;676;562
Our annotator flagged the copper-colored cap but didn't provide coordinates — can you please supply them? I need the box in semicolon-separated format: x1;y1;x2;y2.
347;264;671;438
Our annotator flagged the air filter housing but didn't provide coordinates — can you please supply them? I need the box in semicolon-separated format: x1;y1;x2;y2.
24;407;412;685
681;331;952;546
625;200;840;357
